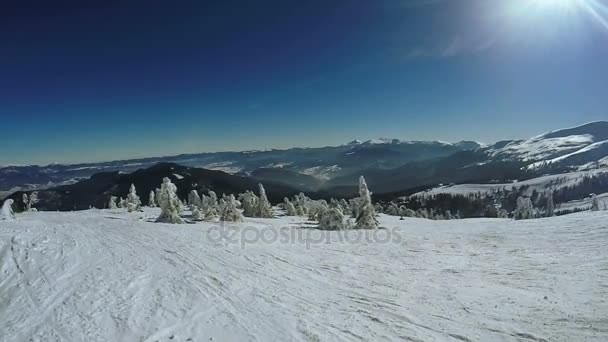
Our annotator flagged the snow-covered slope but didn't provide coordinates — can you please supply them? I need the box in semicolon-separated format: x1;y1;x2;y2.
1;209;607;341
486;121;608;170
413;169;607;198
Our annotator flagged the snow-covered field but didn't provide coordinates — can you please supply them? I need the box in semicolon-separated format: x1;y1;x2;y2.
1;209;607;341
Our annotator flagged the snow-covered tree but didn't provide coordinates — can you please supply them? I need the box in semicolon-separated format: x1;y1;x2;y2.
22;192;39;212
514;196;534;220
318;205;349;230
148;190;156;207
590;193;599;211
156;177;184;224
188;190;202;210
257;183;273;218
1;199;15;220
109;196;118;209
444;210;453;220
546;193;555;217
284;197;297;216
355;176;378;229
220;194;242;222
239;190;259;217
126;184;141;212
117;198;124;208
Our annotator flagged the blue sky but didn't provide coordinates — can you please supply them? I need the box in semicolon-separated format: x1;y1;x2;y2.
1;0;607;165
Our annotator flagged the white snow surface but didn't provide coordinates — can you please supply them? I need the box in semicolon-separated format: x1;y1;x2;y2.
1;209;607;341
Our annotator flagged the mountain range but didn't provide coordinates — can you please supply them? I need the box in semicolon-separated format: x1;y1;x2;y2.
2;121;608;208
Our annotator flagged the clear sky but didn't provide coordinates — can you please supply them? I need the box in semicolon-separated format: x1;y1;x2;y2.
1;0;607;165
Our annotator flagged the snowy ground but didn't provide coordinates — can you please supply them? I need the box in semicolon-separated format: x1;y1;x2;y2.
1;209;607;341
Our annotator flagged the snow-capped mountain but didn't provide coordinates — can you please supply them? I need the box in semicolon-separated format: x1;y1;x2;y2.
485;121;608;170
0;140;478;196
2;122;607;200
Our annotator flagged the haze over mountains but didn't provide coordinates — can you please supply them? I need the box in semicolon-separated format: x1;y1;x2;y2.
2;121;608;207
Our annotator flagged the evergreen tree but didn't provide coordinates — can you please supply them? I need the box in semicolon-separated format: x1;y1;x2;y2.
109;196;118;209
1;199;15;220
148;190;156;207
156;177;184;224
590;193;599;211
318;205;349;230
258;183;273;218
355;176;378;229
546;192;555;217
284;197;297;216
126;184;141;212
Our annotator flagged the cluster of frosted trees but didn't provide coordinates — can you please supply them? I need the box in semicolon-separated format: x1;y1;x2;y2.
280;176;379;230
151;179;275;224
381;202;459;220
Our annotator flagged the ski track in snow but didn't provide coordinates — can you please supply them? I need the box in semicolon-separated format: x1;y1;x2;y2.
1;209;607;341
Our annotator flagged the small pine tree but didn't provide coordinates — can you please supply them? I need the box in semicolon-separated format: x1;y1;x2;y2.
284;197;297;216
590;193;599;211
126;184;141;212
257;183;273;218
546;193;555;217
156;177;184;224
1;199;16;220
355;176;378;229
109;196;118;209
148;190;156;207
188;190;202;210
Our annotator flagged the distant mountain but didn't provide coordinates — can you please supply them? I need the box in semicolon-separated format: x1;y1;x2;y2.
3;122;607;204
6;163;304;211
485;121;608;171
1;139;477;195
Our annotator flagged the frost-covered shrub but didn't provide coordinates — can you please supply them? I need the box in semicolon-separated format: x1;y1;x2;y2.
126;184;142;212
156;177;184;224
1;199;15;220
22;192;38;212
318;206;349;230
220;194;242;222
355;176;378;229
